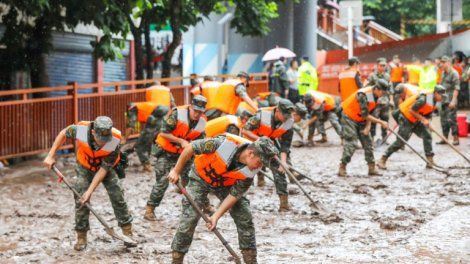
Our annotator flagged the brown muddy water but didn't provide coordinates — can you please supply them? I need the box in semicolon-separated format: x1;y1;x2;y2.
0;129;469;263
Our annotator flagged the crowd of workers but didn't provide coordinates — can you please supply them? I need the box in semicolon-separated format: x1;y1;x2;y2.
41;51;468;263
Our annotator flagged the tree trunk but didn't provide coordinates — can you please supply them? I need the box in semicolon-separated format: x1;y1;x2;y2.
129;20;145;85
161;0;182;79
144;20;154;81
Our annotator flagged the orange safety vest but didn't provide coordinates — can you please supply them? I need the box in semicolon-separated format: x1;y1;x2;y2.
257;92;278;100
252;109;293;139
436;68;443;84
205;115;242;138
407;66;420;85
341;87;377;122
195;81;221;108
389;62;404;83
75;121;121;172
155;105;206;154
307;90;336;112
339;69;360;101
211;79;244;114
399;92;435;123
145;85;171;106
195;133;259;187
403;84;419;98
132;102;159;123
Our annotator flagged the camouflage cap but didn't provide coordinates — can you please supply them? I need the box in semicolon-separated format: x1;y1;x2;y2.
237;71;249;79
434;84;446;94
93;116;113;142
192;95;207;112
377;57;387;65
294;102;308;117
440;55;451;62
394;83;405;94
374;79;390;91
303;93;314;104
277;99;295;119
252;136;279;167
267;93;280;106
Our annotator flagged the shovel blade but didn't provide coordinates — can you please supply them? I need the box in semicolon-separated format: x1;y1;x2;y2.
105;227;138;247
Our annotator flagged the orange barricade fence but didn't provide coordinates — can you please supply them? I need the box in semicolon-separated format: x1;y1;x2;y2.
0;73;268;160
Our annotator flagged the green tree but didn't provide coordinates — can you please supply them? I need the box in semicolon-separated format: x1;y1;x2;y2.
361;0;436;37
0;0;129;88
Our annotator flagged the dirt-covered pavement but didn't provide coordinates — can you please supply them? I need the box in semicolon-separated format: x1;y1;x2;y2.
0;128;469;263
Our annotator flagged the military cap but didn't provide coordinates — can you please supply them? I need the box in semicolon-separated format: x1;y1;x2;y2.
348;56;360;66
93;116;113;142
440;55;451;62
303;92;314;104
374;79;390;91
434;85;446;94
237;71;249;79
277;99;295;119
252;136;279;167
294;102;308;117
377;57;387;65
394;83;405;94
192;95;207;112
267;93;280;106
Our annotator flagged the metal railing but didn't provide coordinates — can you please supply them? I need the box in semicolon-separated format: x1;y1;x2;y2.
0;73;269;160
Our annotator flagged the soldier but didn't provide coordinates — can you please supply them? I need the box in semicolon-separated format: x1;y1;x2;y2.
43;116;133;250
392;83;419;109
270;56;290;97
205;71;258;120
339;57;362;101
378;86;446;169
144;95;208;221
338;79;389;177
124;104;171;171
388;55;407;88
292;102;308;147
255;91;281;108
242;99;295;211
438;55;461;145
302;90;343;145
167;135;278;264
367;58;392;144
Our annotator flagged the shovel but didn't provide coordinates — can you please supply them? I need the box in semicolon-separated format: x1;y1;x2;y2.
52;166;137;247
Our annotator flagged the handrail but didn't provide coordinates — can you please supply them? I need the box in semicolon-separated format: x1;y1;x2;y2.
368;21;404;41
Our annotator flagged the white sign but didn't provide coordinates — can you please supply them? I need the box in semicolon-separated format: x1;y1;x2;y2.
339;0;363;27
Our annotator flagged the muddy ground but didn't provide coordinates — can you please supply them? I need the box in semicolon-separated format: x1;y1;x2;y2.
0;126;469;263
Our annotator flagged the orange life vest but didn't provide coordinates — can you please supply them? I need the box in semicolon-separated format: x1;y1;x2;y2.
257;92;278;100
75;121;121;172
339;68;360;101
195;133;259;187
155;105;206;154
399;92;435;123
252;109;293;139
211;79;244;114
145;85;171;106
341;87;377;122
205;115;242;138
307;90;336;112
132;102;159;123
196;81;221;108
407;66;420;85
403;84;419;98
389;62;404;83
436;68;443;84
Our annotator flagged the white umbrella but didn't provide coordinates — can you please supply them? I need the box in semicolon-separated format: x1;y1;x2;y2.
262;46;296;62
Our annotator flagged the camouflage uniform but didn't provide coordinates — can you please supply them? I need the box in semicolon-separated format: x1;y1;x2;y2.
383;94;433;158
439;68;460;137
306;98;343;139
243;112;293;195
65;125;132;231
146;109;203;207
340;93;376;164
206;84;248;120
368;70;391;140
127;105;169;164
171;137;257;253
